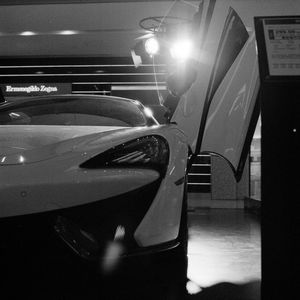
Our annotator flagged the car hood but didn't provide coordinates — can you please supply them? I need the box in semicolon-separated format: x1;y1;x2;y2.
0;125;127;165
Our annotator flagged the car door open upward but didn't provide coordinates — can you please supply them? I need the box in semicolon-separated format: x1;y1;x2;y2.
171;4;260;181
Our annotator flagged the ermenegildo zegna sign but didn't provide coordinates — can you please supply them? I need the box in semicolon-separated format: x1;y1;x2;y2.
0;83;71;96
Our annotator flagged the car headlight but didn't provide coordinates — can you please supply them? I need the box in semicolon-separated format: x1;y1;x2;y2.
80;135;169;176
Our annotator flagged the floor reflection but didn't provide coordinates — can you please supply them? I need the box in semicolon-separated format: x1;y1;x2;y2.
94;208;261;300
187;209;261;287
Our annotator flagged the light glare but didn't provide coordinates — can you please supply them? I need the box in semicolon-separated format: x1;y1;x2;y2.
58;30;79;35
170;39;193;61
144;107;154;118
20;31;37;36
145;37;160;56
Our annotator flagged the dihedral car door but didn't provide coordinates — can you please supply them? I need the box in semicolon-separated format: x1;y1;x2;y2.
171;4;259;179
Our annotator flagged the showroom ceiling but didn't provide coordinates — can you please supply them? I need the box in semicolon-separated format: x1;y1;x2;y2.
0;0;197;88
0;1;197;58
0;0;168;5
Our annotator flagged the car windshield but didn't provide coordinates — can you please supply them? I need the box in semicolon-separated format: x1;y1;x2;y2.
0;96;149;127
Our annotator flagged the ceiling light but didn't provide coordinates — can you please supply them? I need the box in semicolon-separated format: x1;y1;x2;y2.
20;31;37;36
58;30;79;35
170;39;193;61
144;37;160;56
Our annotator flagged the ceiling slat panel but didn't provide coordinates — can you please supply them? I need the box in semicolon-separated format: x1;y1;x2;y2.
0;0;168;5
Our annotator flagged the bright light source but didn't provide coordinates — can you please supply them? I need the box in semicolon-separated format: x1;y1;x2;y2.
58;30;79;35
145;37;160;56
170;39;193;61
20;31;37;36
144;107;154;118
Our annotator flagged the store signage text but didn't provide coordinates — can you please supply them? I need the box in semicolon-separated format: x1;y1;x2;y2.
5;85;58;94
0;83;72;96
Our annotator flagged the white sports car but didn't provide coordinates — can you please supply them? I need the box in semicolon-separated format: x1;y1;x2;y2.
0;94;189;275
3;0;294;293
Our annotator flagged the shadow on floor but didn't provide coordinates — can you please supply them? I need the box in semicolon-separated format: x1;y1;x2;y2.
1;258;261;300
80;277;261;300
1;209;261;299
186;280;261;300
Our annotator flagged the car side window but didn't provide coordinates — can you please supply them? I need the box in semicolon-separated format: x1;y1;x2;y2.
206;7;249;103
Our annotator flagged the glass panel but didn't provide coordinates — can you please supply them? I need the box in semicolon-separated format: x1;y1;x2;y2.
206;7;249;103
0;96;147;127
